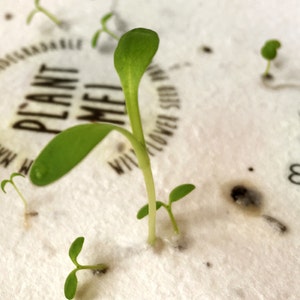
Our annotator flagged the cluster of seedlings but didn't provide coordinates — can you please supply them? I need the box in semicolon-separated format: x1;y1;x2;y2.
1;3;288;299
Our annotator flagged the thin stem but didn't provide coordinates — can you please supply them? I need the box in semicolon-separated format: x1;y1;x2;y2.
130;104;157;244
11;182;28;213
103;28;119;40
107;125;157;244
167;206;179;235
141;164;157;245
126;91;146;145
36;4;61;25
78;263;108;271
122;88;157;244
161;203;179;235
264;60;271;76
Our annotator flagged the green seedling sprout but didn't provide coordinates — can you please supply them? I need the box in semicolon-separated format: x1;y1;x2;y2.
261;39;281;77
64;237;108;300
137;184;195;235
29;28;195;246
1;173;29;224
1;172;28;210
27;0;61;26
92;12;119;48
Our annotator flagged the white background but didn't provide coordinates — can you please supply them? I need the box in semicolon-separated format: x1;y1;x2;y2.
0;1;300;299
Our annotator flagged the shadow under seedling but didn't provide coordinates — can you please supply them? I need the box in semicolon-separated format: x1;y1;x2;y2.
261;39;281;79
27;0;61;26
64;237;108;300
91;12;119;48
137;184;195;235
1;172;37;227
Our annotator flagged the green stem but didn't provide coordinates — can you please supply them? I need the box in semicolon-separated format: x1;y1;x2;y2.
123;90;157;245
162;204;179;235
104;28;119;41
78;263;108;272
11;182;28;213
96;124;157;244
141;164;157;245
36;5;61;25
125;90;145;145
264;60;271;76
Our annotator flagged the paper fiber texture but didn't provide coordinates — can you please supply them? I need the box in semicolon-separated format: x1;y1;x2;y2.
0;0;299;299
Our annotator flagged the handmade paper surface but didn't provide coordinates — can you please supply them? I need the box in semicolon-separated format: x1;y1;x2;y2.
0;1;299;299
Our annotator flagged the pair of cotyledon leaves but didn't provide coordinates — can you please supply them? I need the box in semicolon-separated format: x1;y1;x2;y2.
64;237;108;299
261;39;281;61
137;183;196;219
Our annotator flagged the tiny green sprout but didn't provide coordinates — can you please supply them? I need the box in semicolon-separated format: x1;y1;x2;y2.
1;172;28;214
137;184;195;235
92;12;119;48
27;0;61;26
64;237;108;300
261;39;281;77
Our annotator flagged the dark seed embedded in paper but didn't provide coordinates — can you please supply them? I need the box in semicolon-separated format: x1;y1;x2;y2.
230;185;261;208
222;181;263;215
5;13;13;20
201;46;213;53
92;268;108;276
262;73;274;81
26;211;39;217
262;215;287;233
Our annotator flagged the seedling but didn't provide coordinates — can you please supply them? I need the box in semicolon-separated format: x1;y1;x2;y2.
261;39;281;78
1;173;30;224
64;237;108;300
27;0;61;26
29;28;195;246
91;12;119;48
137;184;195;234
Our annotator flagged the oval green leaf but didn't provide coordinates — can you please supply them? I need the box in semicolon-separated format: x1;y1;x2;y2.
91;30;101;48
64;270;78;300
169;184;196;204
137;201;164;219
30;123;147;186
261;39;281;60
114;28;159;93
29;124;113;186
69;237;84;266
1;180;9;193
26;9;38;25
114;28;159;131
101;12;113;26
10;172;25;181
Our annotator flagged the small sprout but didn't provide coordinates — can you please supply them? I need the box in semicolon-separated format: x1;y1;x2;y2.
1;173;37;226
1;173;30;224
261;39;281;78
64;237;108;300
91;12;119;48
137;184;195;235
27;0;61;26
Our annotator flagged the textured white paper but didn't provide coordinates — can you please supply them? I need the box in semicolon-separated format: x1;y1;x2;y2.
0;1;299;299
